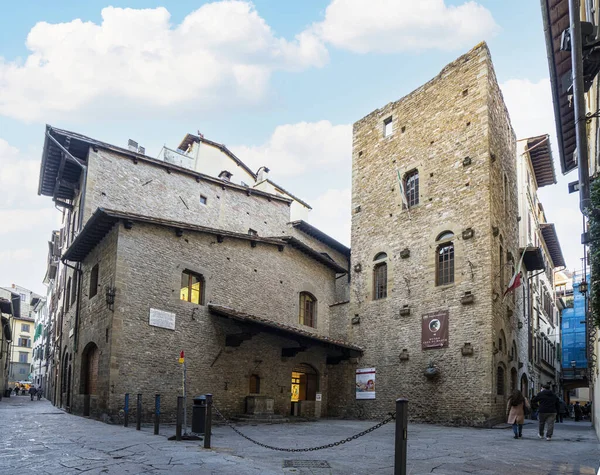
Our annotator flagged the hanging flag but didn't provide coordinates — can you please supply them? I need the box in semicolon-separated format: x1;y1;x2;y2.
396;170;409;210
503;248;527;298
178;350;185;364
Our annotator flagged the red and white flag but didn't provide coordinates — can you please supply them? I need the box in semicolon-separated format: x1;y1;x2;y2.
503;249;526;298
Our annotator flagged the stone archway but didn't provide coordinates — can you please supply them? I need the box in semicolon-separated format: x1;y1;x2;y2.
290;363;319;416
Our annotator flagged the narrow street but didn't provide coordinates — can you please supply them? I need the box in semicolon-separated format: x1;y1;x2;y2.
1;395;599;474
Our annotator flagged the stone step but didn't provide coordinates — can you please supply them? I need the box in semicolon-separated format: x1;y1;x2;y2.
230;414;290;424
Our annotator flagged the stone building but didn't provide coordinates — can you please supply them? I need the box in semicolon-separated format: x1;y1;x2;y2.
38;127;355;421
336;42;523;426
515;136;564;397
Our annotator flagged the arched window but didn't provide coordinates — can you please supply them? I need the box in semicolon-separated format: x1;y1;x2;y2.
404;170;419;208
435;232;454;286
180;270;204;304
249;374;260;394
497;365;505;396
373;253;388;300
299;292;316;327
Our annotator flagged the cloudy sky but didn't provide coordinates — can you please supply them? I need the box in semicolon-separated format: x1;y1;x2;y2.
0;0;583;294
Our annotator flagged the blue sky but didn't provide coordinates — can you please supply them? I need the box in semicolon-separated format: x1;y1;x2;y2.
0;0;583;294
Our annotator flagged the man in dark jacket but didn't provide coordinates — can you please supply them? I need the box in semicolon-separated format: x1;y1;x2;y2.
532;384;560;440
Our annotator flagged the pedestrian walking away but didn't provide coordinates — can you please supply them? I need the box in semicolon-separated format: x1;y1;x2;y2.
37;386;43;400
532;384;560;440
28;385;37;401
574;401;583;421
556;398;567;423
507;389;529;439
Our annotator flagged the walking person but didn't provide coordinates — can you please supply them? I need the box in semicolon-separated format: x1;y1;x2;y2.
532;384;560;440
574;401;583;421
507;389;529;439
556;398;567;423
28;385;37;401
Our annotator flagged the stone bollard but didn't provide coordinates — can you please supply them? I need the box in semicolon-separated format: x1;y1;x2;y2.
394;398;408;475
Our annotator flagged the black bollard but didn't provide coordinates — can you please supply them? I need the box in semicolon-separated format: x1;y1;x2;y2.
176;396;183;441
394;398;408;475
124;393;129;427
203;394;213;449
154;394;160;435
136;393;142;431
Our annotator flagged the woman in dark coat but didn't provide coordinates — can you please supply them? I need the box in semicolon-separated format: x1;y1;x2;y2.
507;389;529;439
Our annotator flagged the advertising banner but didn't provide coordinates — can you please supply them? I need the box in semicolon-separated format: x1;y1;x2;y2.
356;368;376;399
422;310;449;350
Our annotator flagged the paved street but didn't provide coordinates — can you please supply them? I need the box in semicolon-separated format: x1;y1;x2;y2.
1;395;599;474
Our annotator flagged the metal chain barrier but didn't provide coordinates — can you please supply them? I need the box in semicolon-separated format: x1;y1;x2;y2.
212;405;396;452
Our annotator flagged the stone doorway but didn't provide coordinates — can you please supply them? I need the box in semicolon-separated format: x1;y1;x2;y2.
510;368;518;393
290;364;318;416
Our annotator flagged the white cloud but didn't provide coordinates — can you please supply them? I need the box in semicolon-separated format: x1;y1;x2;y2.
0;139;41;207
312;0;499;54
501;78;583;271
231;120;352;176
0;2;328;122
307;188;351;246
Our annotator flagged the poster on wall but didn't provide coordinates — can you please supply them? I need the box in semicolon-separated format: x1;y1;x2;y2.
422;310;449;349
356;368;376;399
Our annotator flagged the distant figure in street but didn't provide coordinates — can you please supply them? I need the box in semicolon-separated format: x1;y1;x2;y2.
574;401;583;421
37;386;42;400
556;398;567;423
28;386;37;401
532;384;560;440
507;389;529;439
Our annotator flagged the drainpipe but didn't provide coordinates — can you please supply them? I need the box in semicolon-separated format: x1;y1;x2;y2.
61;260;82;354
569;0;592;214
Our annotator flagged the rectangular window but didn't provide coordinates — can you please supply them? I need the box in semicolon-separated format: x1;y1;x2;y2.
404;170;419;208
19;338;31;348
66;277;71;310
200;195;207;205
436;244;455;286
373;263;388;300
384;117;393;137
499;245;504;291
19;368;26;375
299;292;316;327
71;275;77;306
180;270;204;305
21;324;30;333
20;293;27;303
89;264;99;299
19;352;27;363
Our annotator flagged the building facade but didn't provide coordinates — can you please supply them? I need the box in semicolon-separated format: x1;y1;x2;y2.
337;43;522;426
38;124;354;422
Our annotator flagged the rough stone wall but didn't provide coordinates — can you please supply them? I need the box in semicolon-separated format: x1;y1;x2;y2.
84;149;292;238
59;227;118;419
101;221;344;420
346;43;518;426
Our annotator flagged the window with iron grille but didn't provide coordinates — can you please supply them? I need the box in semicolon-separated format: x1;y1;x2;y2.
404;170;419;207
497;366;505;395
180;270;204;305
299;292;316;327
436;232;454;286
373;263;388;300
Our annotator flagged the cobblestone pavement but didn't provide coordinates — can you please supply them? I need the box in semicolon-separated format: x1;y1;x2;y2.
2;395;599;474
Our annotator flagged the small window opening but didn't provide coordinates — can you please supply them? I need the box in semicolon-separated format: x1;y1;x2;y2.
299;292;317;327
248;228;258;236
384;117;393;137
401;126;406;133
249;374;260;394
200;195;207;205
89;264;99;299
462;89;468;97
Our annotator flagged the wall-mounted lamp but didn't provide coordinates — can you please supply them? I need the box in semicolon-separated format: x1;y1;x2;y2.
105;285;116;312
579;280;588;294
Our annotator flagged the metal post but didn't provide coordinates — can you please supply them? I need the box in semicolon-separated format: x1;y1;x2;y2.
394;398;408;475
183;360;187;435
569;0;592;214
203;394;212;449
154;394;160;435
176;396;183;441
136;393;142;431
124;393;129;427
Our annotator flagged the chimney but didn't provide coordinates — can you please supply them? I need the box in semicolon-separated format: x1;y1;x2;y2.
257;166;270;183
138;146;145;155
127;139;138;152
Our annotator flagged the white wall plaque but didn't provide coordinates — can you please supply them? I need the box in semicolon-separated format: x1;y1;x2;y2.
315;393;322;402
149;308;176;330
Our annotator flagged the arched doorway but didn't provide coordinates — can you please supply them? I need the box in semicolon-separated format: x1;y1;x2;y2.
80;342;99;416
290;364;318;415
61;350;69;408
510;368;518;393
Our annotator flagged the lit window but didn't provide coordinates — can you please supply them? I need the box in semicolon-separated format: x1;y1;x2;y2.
299;292;316;327
404;170;419;208
384;117;393;137
436;232;454;286
180;270;204;305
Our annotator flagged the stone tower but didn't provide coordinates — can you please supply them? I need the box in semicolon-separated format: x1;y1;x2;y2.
348;43;520;426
